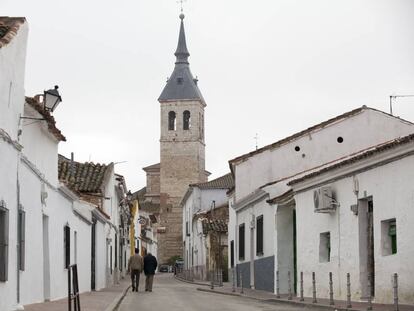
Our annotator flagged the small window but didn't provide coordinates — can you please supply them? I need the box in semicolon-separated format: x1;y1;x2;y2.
381;219;397;256
18;208;26;271
177;77;184;85
168;111;176;131
319;232;331;262
64;225;70;268
239;224;245;260
256;215;264;256
295;146;300;152
0;201;9;282
183;110;191;130
337;137;344;143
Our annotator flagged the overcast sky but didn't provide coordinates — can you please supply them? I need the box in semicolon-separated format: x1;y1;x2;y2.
2;0;414;191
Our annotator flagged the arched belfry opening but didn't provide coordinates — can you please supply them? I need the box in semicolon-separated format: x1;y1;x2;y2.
183;110;191;130
168;111;176;131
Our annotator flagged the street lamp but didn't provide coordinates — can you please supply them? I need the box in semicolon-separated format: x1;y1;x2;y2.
43;85;62;112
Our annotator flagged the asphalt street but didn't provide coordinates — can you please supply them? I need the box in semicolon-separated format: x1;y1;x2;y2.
118;273;310;311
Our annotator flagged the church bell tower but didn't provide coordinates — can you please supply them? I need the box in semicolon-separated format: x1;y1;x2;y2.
157;13;207;263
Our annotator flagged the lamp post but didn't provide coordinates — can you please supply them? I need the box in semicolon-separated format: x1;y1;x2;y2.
43;85;62;112
20;85;63;122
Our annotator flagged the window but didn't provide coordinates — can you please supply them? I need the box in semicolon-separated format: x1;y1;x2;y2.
0;201;9;282
381;219;397;256
18;208;25;271
256;215;264;256
168;111;176;131
319;232;331;262
238;224;245;260
183;110;191;130
230;240;234;267
64;225;70;268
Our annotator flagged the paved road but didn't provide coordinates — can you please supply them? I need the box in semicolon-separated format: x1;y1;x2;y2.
118;273;309;311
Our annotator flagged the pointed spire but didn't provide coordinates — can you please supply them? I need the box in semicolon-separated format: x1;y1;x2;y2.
158;13;204;103
174;14;190;64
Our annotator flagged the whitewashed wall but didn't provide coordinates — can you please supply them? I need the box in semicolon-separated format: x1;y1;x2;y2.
231;108;414;294
0;21;28;311
294;148;414;304
235;109;414;200
20;105;59;185
183;186;229;275
0;143;19;311
0;22;27;140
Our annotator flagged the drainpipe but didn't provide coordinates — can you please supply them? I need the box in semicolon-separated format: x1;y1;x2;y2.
250;210;255;289
15;116;23;311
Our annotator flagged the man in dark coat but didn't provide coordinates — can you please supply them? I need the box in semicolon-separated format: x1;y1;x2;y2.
143;252;158;292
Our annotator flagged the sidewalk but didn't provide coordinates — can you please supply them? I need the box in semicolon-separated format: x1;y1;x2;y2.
24;279;130;311
179;277;414;311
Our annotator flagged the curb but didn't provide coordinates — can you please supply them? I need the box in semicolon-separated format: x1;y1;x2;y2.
196;288;361;311
104;285;131;311
174;275;211;287
197;287;241;298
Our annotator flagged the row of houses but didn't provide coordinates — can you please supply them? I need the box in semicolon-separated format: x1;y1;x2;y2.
182;106;414;304
0;17;139;311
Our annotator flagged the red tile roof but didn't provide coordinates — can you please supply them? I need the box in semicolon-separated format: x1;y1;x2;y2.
202;219;228;234
0;17;25;48
58;154;112;193
191;173;234;189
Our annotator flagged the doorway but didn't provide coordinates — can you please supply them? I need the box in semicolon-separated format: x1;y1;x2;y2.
42;215;50;301
276;204;296;294
358;199;375;298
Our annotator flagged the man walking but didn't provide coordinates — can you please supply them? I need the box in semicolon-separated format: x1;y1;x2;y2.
143;252;158;292
128;248;143;292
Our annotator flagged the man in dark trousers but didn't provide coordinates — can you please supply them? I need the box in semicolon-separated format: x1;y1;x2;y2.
127;248;143;292
143;252;158;292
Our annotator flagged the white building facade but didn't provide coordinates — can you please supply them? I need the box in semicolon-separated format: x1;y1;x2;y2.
228;107;414;295
0;17;133;311
289;134;414;304
182;174;233;280
0;17;28;311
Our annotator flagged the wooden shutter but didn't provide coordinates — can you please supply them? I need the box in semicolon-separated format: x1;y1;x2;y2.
0;206;9;281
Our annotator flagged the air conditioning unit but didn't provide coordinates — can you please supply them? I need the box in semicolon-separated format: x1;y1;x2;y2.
313;186;337;213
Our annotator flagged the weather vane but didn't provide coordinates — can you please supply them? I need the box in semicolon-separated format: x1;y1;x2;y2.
177;0;186;13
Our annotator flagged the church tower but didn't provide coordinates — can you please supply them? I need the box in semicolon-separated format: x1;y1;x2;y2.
157;13;208;263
